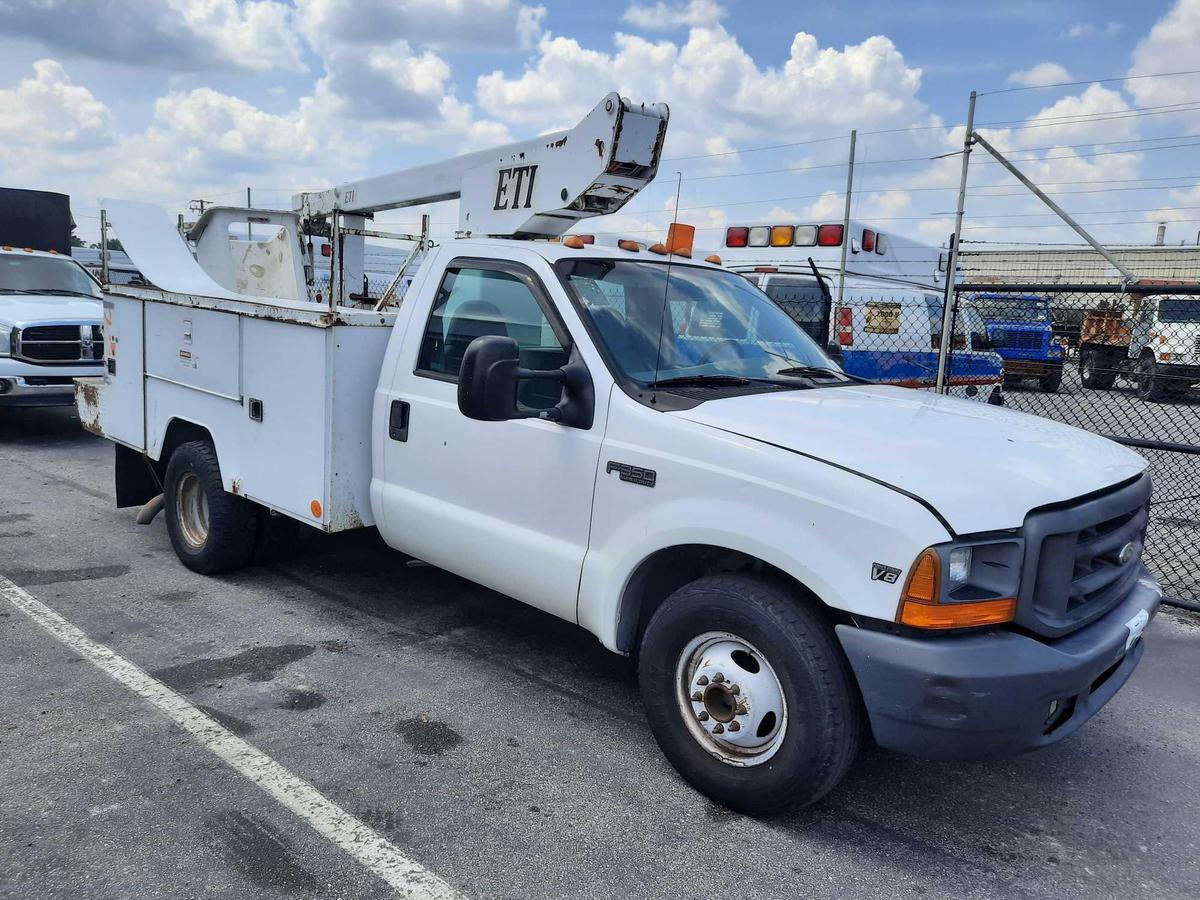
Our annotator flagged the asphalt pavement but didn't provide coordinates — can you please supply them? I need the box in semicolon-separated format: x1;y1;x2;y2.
1;405;1198;900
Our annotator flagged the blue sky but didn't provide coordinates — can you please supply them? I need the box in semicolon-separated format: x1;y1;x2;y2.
1;0;1196;249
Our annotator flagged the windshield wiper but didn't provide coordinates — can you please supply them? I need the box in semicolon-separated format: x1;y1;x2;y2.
773;365;846;379
774;364;878;385
649;374;754;388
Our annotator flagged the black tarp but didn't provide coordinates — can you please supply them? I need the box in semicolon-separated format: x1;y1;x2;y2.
0;187;72;255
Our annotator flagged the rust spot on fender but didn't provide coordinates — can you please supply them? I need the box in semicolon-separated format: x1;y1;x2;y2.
75;379;104;436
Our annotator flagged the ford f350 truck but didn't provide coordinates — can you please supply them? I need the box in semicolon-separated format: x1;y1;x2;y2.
78;94;1161;815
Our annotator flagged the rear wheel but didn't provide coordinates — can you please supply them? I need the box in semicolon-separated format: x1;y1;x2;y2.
1080;347;1116;389
1136;353;1167;402
638;574;862;816
164;440;258;574
1038;365;1063;393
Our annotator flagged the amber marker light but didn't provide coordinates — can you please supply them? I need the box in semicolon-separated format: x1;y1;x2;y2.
897;548;1016;630
562;235;587;249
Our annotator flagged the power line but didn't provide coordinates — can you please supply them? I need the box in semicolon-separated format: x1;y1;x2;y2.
978;67;1200;96
660;99;1199;164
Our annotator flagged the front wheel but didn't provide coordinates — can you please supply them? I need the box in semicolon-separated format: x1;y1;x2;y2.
164;440;259;574
1038;365;1063;393
1136;354;1167;402
1080;347;1116;389
638;574;862;816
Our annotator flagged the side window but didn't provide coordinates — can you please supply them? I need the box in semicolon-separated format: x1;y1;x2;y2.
415;265;569;409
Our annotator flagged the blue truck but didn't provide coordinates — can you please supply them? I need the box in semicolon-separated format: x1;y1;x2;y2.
970;293;1064;393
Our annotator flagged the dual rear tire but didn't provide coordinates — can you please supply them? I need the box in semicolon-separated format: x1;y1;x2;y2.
163;440;300;574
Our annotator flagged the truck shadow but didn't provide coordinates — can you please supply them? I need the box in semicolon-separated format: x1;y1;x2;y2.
0;406;101;446
269;526;1181;889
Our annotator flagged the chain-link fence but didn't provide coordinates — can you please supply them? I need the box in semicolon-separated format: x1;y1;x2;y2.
942;250;1200;603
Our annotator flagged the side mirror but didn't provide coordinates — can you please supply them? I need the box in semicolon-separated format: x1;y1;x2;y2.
458;335;593;428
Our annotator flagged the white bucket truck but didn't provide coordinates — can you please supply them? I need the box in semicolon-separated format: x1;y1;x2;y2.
79;94;1161;814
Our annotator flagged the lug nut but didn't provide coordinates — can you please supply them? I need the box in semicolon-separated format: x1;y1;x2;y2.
691;691;702;702
698;711;709;721
730;684;740;695
728;721;740;732
697;675;709;686
737;704;748;716
713;723;724;734
712;672;725;683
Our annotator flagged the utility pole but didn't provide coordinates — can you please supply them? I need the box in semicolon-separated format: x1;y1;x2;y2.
99;208;110;285
247;187;252;241
935;91;976;393
837;130;857;309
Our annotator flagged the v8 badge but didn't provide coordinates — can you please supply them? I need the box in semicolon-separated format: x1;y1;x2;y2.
871;563;901;584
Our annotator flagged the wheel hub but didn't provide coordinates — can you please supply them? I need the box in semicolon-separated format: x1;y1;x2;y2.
676;632;788;766
175;471;210;551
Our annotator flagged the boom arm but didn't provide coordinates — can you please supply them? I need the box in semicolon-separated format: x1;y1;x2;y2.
292;93;669;239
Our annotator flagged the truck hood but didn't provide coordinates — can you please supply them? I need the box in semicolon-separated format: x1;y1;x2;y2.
0;294;103;328
674;383;1146;535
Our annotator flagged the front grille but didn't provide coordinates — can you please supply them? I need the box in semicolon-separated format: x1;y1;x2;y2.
14;324;103;365
1017;474;1151;638
994;329;1042;350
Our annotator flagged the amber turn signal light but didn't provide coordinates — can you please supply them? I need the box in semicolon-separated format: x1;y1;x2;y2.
896;548;1016;630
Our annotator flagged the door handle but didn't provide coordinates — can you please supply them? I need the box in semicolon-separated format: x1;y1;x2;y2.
389;400;410;442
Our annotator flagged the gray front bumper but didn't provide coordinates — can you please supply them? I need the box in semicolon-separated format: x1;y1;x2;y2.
836;567;1162;760
0;376;78;407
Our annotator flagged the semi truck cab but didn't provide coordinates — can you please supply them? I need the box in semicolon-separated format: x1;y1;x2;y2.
970;293;1064;393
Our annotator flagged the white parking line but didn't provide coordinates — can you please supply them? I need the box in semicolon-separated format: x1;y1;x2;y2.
0;574;465;900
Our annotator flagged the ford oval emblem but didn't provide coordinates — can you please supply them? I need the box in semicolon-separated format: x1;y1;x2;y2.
1118;541;1139;565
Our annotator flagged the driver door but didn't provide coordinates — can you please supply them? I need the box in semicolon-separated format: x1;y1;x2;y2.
377;255;606;623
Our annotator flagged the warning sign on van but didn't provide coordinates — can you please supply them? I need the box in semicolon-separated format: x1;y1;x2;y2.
864;302;901;334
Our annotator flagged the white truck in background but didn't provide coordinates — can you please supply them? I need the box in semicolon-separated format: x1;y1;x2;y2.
79;94;1161;814
1;249;104;408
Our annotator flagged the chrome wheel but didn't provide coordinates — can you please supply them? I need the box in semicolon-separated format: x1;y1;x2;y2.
174;471;209;550
675;632;788;767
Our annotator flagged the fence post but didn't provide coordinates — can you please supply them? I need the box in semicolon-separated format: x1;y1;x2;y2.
936;90;976;393
837;130;857;311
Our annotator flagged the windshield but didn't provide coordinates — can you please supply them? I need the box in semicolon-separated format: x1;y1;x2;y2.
558;259;841;386
1158;297;1200;323
973;295;1050;323
0;255;101;298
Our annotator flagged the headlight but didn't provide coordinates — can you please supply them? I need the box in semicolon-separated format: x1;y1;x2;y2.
947;546;972;589
897;538;1023;630
0;328;11;356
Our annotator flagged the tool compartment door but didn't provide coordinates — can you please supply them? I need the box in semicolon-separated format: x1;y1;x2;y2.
93;294;147;449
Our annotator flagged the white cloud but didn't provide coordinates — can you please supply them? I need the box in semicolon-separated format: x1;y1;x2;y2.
1062;21;1123;39
1022;84;1137;144
296;0;545;51
1127;0;1200;112
1007;62;1071;89
0;0;305;72
477;26;931;157
621;0;725;30
315;41;452;122
0;59;112;147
